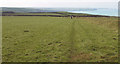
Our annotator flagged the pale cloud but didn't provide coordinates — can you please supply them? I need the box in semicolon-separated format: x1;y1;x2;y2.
0;0;119;8
0;0;119;2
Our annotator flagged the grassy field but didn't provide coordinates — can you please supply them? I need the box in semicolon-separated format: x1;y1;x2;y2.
2;12;107;17
2;15;118;62
2;12;62;16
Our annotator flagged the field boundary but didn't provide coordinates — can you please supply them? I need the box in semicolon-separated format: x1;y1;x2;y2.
2;15;111;17
0;8;2;64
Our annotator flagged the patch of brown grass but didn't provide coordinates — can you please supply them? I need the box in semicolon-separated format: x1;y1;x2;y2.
70;52;93;62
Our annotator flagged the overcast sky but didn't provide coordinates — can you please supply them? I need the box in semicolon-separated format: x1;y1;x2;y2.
0;0;119;8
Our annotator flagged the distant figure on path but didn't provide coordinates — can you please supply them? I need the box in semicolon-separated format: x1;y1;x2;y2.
70;15;73;19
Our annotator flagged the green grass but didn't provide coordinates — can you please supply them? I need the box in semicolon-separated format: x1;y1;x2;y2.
2;12;92;16
3;12;61;15
2;16;118;62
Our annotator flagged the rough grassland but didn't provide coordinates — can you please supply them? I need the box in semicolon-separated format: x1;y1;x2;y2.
2;16;118;62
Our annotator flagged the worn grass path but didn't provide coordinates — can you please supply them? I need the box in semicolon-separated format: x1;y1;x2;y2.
69;18;118;62
2;16;118;62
